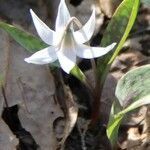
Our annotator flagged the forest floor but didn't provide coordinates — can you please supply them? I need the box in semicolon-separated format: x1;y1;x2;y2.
0;0;149;150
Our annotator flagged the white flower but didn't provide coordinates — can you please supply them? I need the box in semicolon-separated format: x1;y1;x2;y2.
24;0;116;74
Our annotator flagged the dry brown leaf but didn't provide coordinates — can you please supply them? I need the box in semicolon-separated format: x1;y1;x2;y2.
127;127;141;150
18;77;64;150
59;86;78;149
111;49;149;76
0;21;64;150
141;105;150;150
0;119;18;150
52;72;78;149
98;0;121;18
98;0;114;18
0;30;9;112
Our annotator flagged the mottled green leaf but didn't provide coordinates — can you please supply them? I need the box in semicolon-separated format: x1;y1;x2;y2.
107;95;150;146
116;65;150;107
107;65;150;146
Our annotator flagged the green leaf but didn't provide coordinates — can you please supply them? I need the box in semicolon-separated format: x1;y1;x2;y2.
0;21;48;53
116;65;150;107
107;114;123;146
0;21;61;68
96;0;140;81
107;95;150;146
107;101;123;145
107;65;150;146
70;65;87;84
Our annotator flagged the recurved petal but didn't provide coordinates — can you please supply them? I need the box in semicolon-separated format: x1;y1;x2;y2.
76;43;117;59
30;9;55;45
55;0;71;31
56;47;76;74
24;46;57;64
73;8;95;44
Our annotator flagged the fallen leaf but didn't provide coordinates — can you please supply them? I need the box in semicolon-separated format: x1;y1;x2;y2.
0;119;19;150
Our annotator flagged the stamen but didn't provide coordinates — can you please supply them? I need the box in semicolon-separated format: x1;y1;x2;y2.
68;17;97;85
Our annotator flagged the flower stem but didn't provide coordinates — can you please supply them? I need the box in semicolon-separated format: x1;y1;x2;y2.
68;17;97;85
90;66;109;126
67;17;103;126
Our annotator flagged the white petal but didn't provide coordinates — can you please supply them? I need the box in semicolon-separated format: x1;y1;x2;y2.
24;47;57;64
30;9;55;45
56;47;76;74
73;8;95;44
55;28;76;74
55;0;71;32
76;43;117;59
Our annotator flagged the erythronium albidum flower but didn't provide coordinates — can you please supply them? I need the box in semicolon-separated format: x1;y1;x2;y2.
24;0;116;74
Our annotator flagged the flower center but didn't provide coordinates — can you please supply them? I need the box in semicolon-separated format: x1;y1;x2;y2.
55;17;84;52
